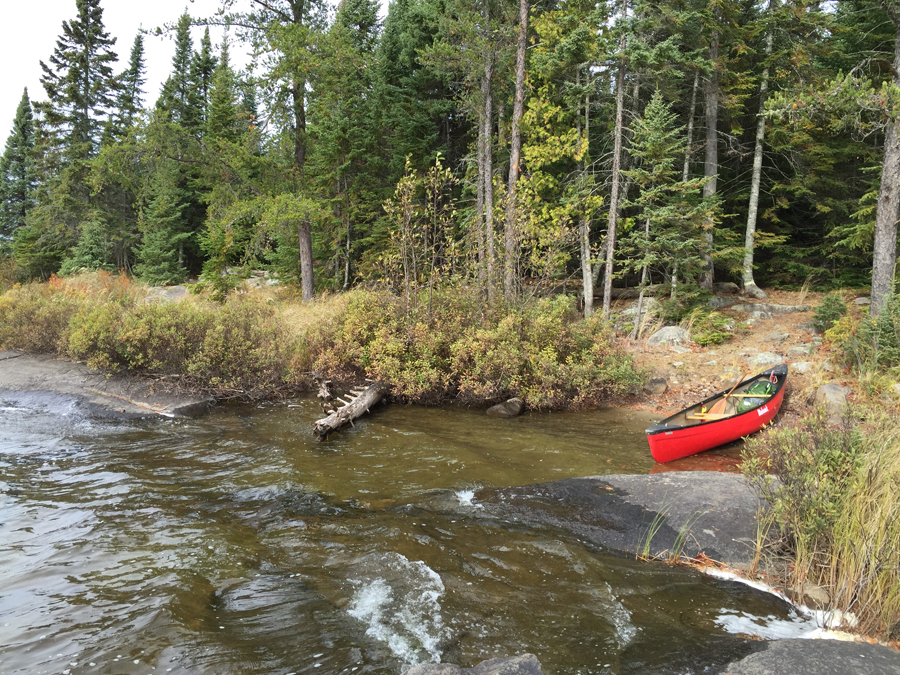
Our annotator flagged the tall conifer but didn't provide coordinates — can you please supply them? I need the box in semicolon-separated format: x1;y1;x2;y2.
0;90;36;242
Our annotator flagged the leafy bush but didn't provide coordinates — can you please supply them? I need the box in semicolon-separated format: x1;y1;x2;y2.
0;279;82;352
306;290;642;408
743;410;900;638
0;274;642;408
812;293;847;334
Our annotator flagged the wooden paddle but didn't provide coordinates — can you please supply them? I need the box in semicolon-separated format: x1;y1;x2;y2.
707;373;750;415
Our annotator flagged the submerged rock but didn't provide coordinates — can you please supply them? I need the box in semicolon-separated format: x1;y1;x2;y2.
486;398;526;418
404;654;543;675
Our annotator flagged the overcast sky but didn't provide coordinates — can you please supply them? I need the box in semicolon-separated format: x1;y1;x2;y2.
0;0;246;143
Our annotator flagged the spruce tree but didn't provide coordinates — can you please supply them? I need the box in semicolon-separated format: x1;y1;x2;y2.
0;90;36;243
206;41;239;142
133;167;190;286
17;0;120;276
157;13;202;133
622;91;716;312
192;28;218;124
59;218;115;275
104;33;146;142
37;0;119;161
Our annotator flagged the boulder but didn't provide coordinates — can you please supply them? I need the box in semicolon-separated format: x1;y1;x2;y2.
643;377;668;396
854;296;871;306
404;655;543;675
790;582;830;609
791;361;813;375
712;281;741;295
621;297;659;317
815;382;852;422
746;311;773;322
646;326;692;347
763;332;790;344
730;303;811;315
707;295;739;309
722;639;900;675
747;352;785;369
893;383;900;398
786;345;812;357
486;398;526;418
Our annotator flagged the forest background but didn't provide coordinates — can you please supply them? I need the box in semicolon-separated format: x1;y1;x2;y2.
1;0;899;319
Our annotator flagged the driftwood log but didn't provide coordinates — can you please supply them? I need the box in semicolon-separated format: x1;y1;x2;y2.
313;381;387;440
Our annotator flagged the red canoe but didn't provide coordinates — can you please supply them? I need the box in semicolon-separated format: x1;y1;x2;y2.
646;365;787;463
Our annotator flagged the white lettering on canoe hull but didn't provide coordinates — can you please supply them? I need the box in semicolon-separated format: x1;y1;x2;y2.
757;405;769;417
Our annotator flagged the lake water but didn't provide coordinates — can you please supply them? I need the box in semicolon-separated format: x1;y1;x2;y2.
0;395;811;674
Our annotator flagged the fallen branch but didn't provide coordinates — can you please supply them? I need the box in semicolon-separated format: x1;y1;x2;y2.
313;381;387;440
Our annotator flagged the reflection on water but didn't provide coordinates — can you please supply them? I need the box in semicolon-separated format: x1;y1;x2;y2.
0;395;805;674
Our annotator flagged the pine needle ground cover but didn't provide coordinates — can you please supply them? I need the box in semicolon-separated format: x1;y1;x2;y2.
0;273;642;407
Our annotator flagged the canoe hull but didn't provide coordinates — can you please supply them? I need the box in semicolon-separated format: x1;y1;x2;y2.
646;365;787;463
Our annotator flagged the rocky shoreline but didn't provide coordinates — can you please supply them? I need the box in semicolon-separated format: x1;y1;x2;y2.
2;351;899;674
0;350;214;419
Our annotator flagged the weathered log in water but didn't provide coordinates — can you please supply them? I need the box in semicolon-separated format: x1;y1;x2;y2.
313;381;387;440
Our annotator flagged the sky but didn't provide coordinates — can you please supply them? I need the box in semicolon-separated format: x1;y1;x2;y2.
0;0;247;142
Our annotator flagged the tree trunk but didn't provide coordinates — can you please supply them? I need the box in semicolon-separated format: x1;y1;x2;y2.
314;381;387;440
682;70;699;182
580;80;594;318
504;0;529;303
630;215;651;340
602;35;627;317
700;30;719;291
872;15;900;316
742;13;773;301
483;42;496;302
299;217;314;302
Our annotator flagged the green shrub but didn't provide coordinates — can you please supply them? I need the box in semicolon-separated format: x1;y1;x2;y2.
812;293;848;334
308;290;642;408
683;308;732;346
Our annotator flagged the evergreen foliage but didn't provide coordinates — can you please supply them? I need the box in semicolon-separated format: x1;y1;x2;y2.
0;90;36;244
133;167;190;286
59;218;115;275
2;0;897;310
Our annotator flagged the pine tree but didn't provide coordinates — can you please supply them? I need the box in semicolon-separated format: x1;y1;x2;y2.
104;33;147;142
37;0;119;161
192;28;218;124
133;167;190;286
206;40;239;142
157;13;202;133
622;91;716;316
0;90;36;243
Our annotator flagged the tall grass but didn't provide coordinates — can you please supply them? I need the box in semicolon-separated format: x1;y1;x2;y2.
743;410;900;638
